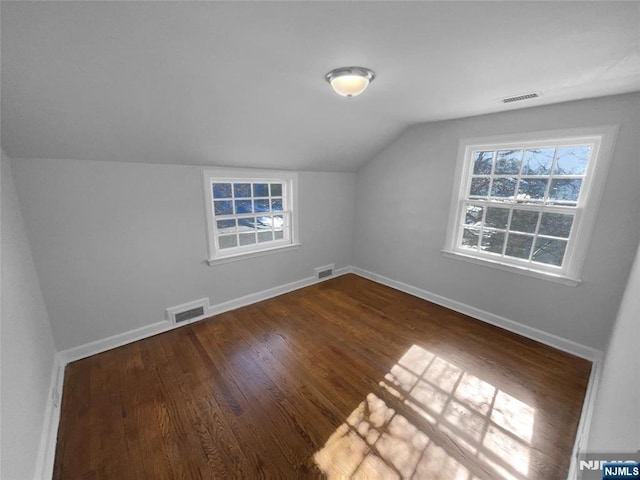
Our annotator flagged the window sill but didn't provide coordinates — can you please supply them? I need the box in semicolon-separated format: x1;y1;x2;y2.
441;250;581;286
207;243;302;266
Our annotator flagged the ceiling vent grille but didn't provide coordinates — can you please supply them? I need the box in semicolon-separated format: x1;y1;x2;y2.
499;92;542;104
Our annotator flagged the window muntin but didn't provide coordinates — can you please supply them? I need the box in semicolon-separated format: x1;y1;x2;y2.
461;203;575;267
212;181;289;252
468;145;591;206
445;127;617;283
203;170;298;263
460;144;592;269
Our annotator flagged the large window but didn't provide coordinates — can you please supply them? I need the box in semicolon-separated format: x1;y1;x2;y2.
444;127;617;285
203;169;299;264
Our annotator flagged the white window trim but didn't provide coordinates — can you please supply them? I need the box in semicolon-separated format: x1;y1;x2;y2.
443;125;619;285
202;168;300;266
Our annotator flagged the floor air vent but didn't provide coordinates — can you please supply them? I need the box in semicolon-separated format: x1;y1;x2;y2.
499;91;542;103
165;298;210;324
314;264;335;279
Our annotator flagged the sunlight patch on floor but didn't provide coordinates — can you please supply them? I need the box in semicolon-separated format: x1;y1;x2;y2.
313;344;536;479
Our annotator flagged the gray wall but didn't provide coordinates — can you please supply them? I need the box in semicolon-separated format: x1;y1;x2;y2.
353;93;640;350
12;158;355;350
11;94;638;354
1;151;57;480
588;239;640;452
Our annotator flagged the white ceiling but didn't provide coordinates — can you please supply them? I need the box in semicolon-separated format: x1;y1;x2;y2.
2;1;639;172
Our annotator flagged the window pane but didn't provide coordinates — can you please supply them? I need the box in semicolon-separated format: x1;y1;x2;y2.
505;234;533;259
256;216;272;230
213;183;232;198
532;238;567;266
548;179;582;202
495;150;523;175
258;231;273;243
253;183;269;197
481;231;505;254
454;134;605;276
208;176;294;258
465;205;483;226
469;178;490;197
218;235;237;249
485;207;509;229
491;177;517;198
239;232;256;246
517;178;547;202
462;228;480;250
234;183;251;198
539;213;573;238
216;219;236;234
270;183;283;196
254;199;270;212
237;217;255;232
510;210;539;233
473;151;494;174
214;200;233;216
522;148;555;175
554;146;591;175
235;199;253;214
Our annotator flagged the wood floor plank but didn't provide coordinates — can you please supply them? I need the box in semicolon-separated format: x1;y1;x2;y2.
54;274;591;479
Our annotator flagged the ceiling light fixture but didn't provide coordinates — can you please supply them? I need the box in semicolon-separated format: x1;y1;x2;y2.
325;66;375;98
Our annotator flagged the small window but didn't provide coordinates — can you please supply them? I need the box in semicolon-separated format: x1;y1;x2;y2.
203;169;299;264
444;126;618;285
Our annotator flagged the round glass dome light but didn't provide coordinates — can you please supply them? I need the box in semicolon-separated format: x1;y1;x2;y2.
325;67;375;98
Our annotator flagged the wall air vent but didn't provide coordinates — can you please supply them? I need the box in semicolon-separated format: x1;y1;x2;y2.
165;298;210;325
314;264;335;279
499;92;542;104
175;306;204;323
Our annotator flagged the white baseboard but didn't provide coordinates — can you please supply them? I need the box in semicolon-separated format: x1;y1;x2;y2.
349;266;603;480
46;264;603;480
60;265;601;366
59;266;351;364
59;320;172;364
207;266;349;316
33;353;65;480
43;266;349;479
351;266;602;361
568;355;603;480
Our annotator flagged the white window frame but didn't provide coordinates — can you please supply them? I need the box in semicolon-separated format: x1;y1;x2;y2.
443;125;619;286
202;168;300;265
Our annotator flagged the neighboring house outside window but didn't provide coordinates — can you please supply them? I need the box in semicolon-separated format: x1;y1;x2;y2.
443;126;618;285
203;169;299;265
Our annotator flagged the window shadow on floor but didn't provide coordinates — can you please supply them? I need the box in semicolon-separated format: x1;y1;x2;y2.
314;344;537;479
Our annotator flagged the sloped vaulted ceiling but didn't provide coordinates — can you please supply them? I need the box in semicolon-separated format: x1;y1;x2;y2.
1;1;639;172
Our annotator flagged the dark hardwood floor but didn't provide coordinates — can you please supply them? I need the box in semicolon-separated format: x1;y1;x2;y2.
54;274;591;479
